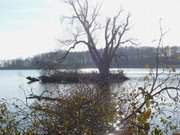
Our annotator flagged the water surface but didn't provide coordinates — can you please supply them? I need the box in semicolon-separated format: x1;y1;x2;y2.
0;68;179;99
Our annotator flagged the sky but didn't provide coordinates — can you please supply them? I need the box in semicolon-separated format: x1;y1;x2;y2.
0;0;180;60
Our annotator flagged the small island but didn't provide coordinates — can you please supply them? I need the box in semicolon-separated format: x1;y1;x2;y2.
26;70;129;83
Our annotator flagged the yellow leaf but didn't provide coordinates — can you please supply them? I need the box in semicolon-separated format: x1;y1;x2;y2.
172;66;176;72
144;64;150;68
144;76;149;81
143;109;151;121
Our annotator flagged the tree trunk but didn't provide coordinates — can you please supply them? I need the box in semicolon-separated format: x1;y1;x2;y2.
98;61;110;81
88;48;111;82
97;62;111;93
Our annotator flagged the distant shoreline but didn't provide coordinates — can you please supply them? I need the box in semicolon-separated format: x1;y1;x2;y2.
0;68;40;70
0;66;180;70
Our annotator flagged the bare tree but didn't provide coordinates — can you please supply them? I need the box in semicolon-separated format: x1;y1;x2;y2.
60;0;134;79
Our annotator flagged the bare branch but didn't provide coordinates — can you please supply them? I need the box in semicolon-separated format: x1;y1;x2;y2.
104;18;111;48
109;14;130;59
62;0;133;76
120;39;139;45
58;40;89;62
27;95;61;102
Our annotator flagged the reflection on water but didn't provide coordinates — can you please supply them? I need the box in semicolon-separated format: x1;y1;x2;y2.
0;68;179;100
0;68;180;134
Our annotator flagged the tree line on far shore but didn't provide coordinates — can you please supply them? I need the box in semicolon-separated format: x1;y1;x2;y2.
1;46;180;69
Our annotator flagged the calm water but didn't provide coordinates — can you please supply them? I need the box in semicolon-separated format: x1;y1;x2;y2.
0;70;40;100
0;68;179;100
1;68;180;133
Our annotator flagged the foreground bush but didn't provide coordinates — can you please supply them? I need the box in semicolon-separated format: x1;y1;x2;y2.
0;75;179;135
28;85;117;135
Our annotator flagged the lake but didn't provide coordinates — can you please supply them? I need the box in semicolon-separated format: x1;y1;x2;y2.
1;68;180;133
0;68;179;100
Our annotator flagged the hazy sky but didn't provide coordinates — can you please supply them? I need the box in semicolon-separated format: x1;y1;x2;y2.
0;0;180;60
